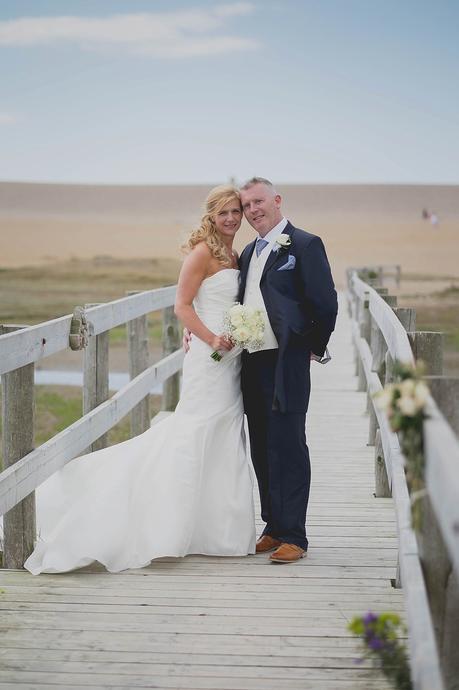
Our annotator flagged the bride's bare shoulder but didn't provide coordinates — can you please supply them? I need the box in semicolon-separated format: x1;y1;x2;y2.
191;241;212;258
178;242;212;284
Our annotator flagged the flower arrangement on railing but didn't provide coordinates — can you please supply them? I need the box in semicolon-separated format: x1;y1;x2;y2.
349;612;412;690
374;362;429;529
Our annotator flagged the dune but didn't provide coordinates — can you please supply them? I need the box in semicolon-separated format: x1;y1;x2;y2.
1;182;458;287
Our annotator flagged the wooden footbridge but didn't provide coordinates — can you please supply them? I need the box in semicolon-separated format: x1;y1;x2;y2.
1;268;458;689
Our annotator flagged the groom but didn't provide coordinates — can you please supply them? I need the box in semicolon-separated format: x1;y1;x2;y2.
238;177;337;563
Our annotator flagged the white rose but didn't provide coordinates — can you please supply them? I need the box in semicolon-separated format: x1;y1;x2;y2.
229;304;244;317
398;396;418;417
230;313;244;328
233;326;250;343
375;388;393;412
399;379;415;396
276;233;291;248
414;381;429;407
245;312;260;328
229;304;245;327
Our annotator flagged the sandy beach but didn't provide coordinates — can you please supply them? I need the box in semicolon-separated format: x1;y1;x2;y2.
1;182;458;287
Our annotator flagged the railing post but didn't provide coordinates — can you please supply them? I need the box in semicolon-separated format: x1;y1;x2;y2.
375;287;388;296
126;292;150;437
408;331;444;374
382;294;397;308
370;316;387;380
359;291;371;343
425;376;459;435
423;376;459;689
161;306;181;411
1;325;36;568
83;305;109;452
442;570;459;690
417;495;451;648
374;429;390;497
356;292;371;392
381;297;398;386
367;394;378;446
394;307;416;333
368;315;386;445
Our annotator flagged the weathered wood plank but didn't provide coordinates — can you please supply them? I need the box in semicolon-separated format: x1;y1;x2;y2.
0;292;404;690
126;293;150;437
1;325;36;568
0;286;176;375
0;677;392;690
0;349;183;517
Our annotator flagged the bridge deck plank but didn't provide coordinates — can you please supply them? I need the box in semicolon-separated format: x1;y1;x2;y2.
0;295;402;688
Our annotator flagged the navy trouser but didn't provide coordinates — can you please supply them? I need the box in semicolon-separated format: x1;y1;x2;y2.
241;349;310;551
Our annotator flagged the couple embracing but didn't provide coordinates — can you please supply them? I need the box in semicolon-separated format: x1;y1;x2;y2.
25;177;338;575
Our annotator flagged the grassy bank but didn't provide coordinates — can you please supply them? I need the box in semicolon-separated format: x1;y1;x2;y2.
0;260;457;471
0;385;162;469
0;256;181;325
397;278;459;375
0;257;178;469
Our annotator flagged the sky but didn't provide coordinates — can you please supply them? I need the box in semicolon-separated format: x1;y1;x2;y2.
0;0;458;185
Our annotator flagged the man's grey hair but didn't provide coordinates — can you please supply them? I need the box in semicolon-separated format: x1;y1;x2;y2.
239;177;277;194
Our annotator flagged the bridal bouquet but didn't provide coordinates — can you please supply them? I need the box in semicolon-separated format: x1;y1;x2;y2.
211;303;265;361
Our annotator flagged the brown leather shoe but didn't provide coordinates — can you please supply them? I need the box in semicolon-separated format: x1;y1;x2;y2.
270;543;307;563
255;535;282;553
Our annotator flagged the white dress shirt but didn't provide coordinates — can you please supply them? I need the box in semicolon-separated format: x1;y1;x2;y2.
257;217;288;252
243;218;288;352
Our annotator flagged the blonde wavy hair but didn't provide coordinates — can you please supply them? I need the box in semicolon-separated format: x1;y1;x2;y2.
183;185;241;266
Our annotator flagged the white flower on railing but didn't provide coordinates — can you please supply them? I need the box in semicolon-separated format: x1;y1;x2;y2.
375;379;429;421
374;362;429;530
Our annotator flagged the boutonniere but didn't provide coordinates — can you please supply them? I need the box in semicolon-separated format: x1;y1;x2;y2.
274;234;292;252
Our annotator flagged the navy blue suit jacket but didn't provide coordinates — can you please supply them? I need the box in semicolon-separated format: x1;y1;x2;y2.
238;221;338;414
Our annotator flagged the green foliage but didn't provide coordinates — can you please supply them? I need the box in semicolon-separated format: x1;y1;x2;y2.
349;612;412;690
109;318;163;347
0;257;180;325
0;387;161;469
358;268;379;282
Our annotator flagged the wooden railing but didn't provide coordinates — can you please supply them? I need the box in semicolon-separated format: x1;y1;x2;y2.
347;267;459;690
0;286;183;568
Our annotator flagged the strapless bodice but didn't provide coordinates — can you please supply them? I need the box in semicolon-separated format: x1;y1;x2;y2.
193;268;239;332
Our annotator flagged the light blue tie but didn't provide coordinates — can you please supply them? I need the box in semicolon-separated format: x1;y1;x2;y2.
255;238;268;257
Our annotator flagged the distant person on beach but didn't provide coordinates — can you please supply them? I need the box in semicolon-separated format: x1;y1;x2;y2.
422;208;439;228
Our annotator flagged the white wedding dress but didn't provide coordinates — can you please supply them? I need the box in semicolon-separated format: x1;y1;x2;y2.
24;268;256;574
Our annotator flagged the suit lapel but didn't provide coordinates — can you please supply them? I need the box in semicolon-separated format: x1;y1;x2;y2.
260;222;295;282
238;239;256;301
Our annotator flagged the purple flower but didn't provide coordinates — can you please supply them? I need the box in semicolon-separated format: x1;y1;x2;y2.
363;611;378;626
369;636;385;651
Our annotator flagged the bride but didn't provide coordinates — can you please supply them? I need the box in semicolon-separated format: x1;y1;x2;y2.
24;185;256;574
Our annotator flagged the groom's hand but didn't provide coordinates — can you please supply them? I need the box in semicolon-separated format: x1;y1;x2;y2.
183;327;192;353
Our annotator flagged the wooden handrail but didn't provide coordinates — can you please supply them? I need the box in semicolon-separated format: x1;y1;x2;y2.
350;271;414;364
347;268;446;690
0;284;183;567
0;285;176;375
0;349;183;517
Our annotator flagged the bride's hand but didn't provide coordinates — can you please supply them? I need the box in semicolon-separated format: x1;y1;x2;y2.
210;334;234;352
